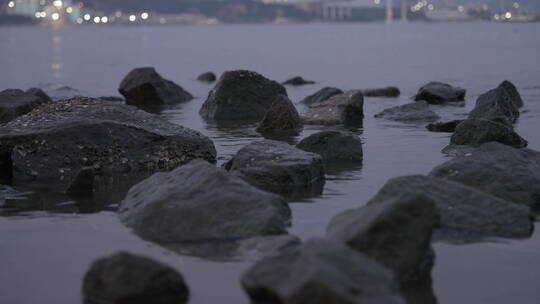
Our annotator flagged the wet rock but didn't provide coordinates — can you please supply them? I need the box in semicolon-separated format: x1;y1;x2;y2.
499;80;523;108
302;90;364;126
256;95;302;136
224;140;325;198
468;87;519;123
282;76;315;86
197;71;217;82
200;70;287;121
118;67;193;105
98;96;124;102
450;118;527;148
431;142;540;211
296;130;363;162
414;82;466;105
367;175;533;241
0;97;216;192
0;89;48;124
66;167;94;197
362;86;401;98
241;239;406;304
426;120;464;133
374;101;440;123
26;88;52;103
83;252;189;304
119;160;291;243
300;87;343;105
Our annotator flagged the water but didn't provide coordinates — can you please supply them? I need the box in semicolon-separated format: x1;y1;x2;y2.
1;22;540;304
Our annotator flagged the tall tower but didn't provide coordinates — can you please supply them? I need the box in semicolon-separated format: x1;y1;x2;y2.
386;0;394;23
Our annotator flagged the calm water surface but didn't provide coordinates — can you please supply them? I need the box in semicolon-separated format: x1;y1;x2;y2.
1;23;539;304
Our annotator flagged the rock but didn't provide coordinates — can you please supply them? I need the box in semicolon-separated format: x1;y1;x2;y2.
362;87;400;98
197;71;217;82
300;87;343;105
223;140;325;198
374;101;440;123
282;76;315;86
26;88;52;103
426;120;464;133
200;70;287;121
367;175;533;241
0;89;48;124
498;80;523;108
66;167;94;197
468;87;519;123
82;252;189;304
302;90;364;126
431;142;540;211
296;131;363;162
414;82;466;104
118;67;193;105
241;239;406;304
98;96;124;102
450;118;527;148
0;97;216;192
256;95;302;136
119;160;291;243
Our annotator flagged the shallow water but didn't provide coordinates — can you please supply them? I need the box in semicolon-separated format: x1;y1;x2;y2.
1;22;540;304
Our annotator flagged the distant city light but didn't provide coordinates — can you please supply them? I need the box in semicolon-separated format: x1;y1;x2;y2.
428;4;434;11
513;2;520;9
101;16;108;23
93;16;100;23
129;15;136;22
159;18;166;24
84;14;91;21
373;0;380;5
141;12;149;20
505;12;512;19
66;7;73;14
76;18;83;24
458;6;465;13
40;12;46;18
35;12;41;18
494;14;500;20
51;13;60;21
53;0;63;8
7;1;14;8
115;11;122;18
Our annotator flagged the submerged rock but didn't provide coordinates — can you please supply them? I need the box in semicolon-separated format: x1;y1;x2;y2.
414;82;466;105
119;160;291;243
426;120;464;133
362;86;400;98
296;130;363;162
26;88;52;103
241;239;406;304
498;80;523;108
282;76;315;86
300;87;343;105
450;118;527;148
0;89;49;124
83;252;189;304
302;90;364;126
118;67;193;105
0;97;216;191
200;70;287;121
374;101;440;123
256;95;302;136
197;71;217;82
468;87;519;123
224;140;325;198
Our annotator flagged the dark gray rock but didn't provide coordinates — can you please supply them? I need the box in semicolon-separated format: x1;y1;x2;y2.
83;252;189;304
241;239;406;304
98;96;124;102
119;160;291;243
224;140;325;198
426;120;464;133
302;90;364;126
256;95;302;136
498;80;523;108
118;67;193;105
0;89;48;124
450;118;527;148
200;70;287;121
66;167;94;197
26;88;52;103
367;175;533;241
0;97;216;192
374;101;440;123
431;142;540;211
296;131;363;162
282;76;315;86
362;87;400;98
197;71;217;82
300;87;343;105
414;82;466;104
468;87;519;123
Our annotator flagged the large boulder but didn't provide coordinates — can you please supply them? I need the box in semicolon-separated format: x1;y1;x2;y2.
82;252;189;304
468;87;519;123
431;142;540;211
223;140;325;198
26;88;52;103
0;97;216;191
302;90;364;126
300;87;343;105
450;118;527;148
367;175;533;241
0;89;49;124
498;80;523;108
374;101;440;123
414;82;466;105
296;131;363;162
200;70;287;121
241;239;406;304
282;76;315;86
426;120;464;133
362;86;400;98
118;67;193;105
119;160;291;243
197;71;217;82
256;95;303;136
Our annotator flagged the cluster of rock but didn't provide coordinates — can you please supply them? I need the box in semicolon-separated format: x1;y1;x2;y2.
0;88;51;124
